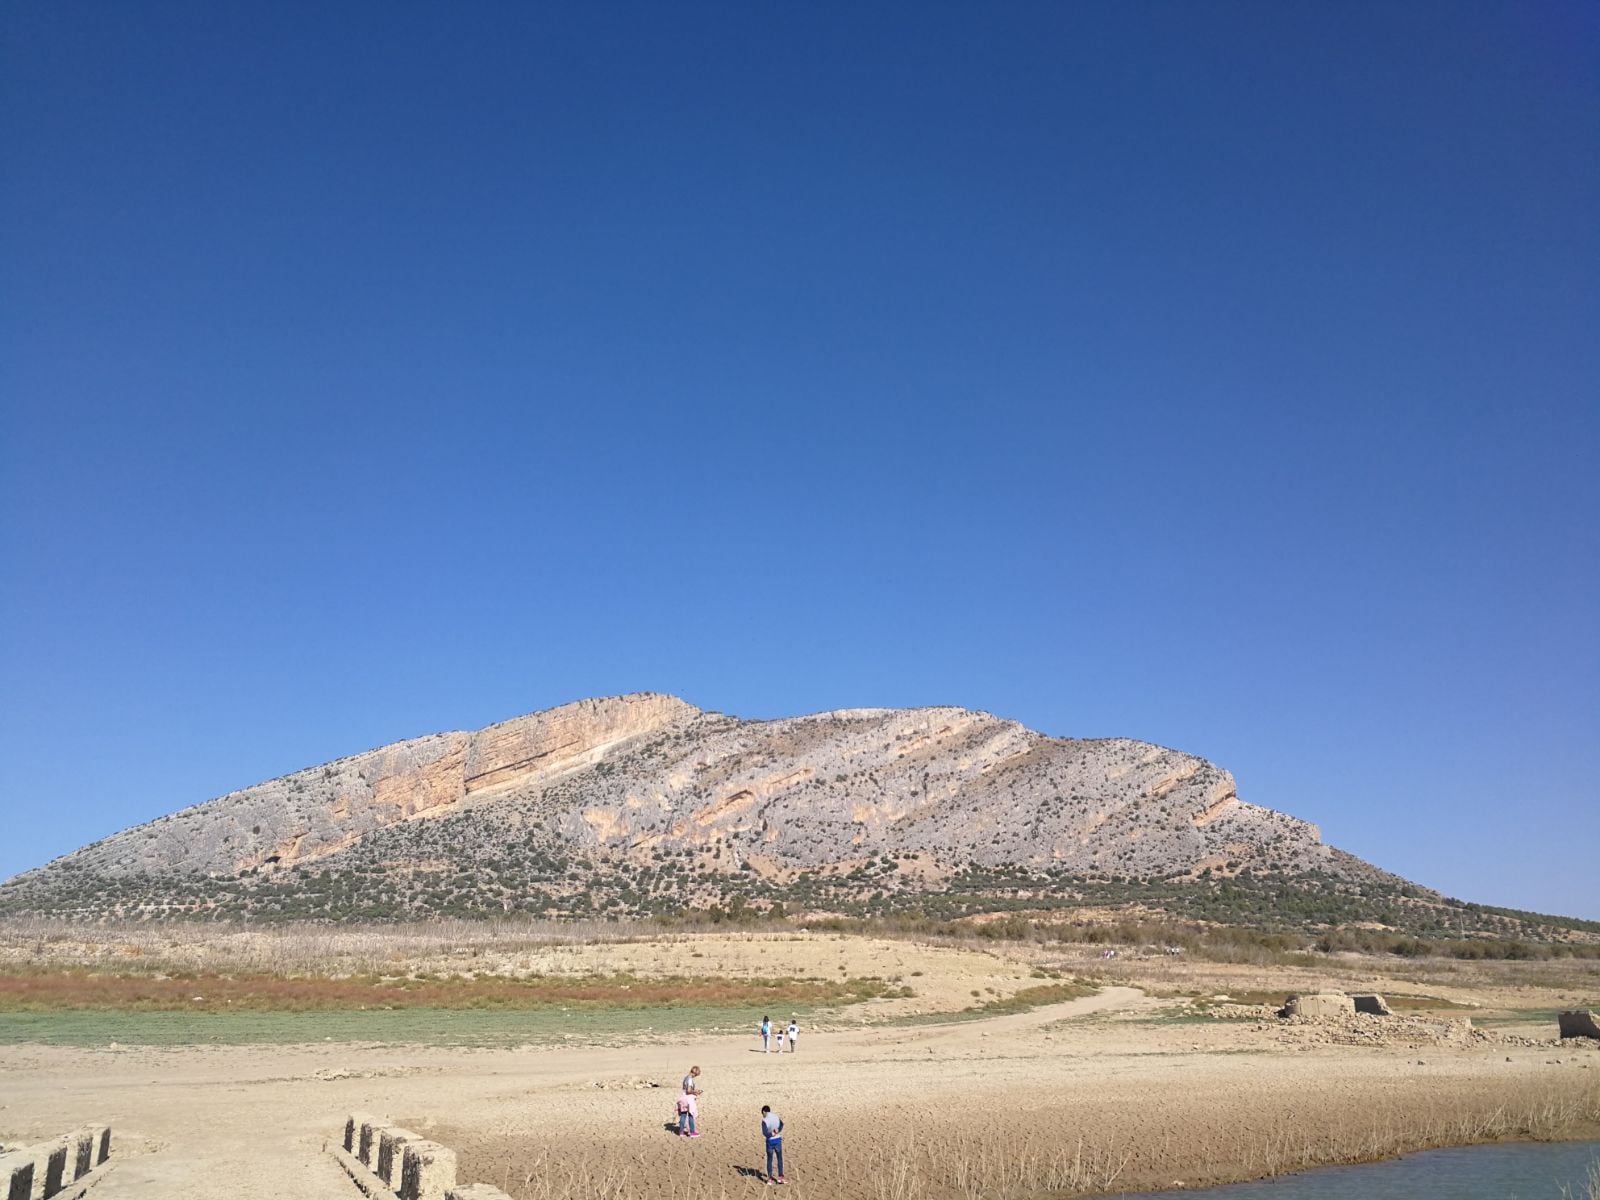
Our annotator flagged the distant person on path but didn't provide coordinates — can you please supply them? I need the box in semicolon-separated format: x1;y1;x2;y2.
786;1018;798;1053
761;1014;772;1053
760;1105;785;1184
676;1087;700;1137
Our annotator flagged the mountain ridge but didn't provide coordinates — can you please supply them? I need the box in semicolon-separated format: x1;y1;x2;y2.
3;692;1432;927
12;692;1596;947
18;694;1593;960
6;692;1344;879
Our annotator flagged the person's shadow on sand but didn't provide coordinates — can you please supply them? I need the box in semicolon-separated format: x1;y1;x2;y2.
661;1121;681;1137
732;1165;766;1181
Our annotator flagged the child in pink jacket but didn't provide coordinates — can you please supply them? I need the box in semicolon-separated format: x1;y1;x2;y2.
676;1089;700;1137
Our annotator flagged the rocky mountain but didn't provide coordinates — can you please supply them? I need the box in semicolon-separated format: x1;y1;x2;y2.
3;693;1430;928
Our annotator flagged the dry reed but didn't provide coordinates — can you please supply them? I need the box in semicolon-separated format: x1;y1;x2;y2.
446;1073;1600;1200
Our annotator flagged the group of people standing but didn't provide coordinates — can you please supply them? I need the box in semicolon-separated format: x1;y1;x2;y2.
669;1014;799;1184
760;1014;799;1053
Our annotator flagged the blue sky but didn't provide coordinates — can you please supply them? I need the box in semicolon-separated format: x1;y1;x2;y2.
3;2;1596;919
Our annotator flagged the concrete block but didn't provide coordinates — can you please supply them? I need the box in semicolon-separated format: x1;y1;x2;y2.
328;1144;391;1199
2;1150;35;1200
376;1131;398;1185
1279;992;1354;1019
358;1118;383;1167
40;1140;69;1198
445;1187;516;1200
94;1129;111;1168
347;1112;381;1157
400;1140;458;1200
1559;1010;1600;1039
378;1129;416;1188
70;1130;95;1181
1353;994;1393;1016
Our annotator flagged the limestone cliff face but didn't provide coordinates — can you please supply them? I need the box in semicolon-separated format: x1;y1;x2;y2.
504;705;1334;879
464;694;696;796
43;694;699;877
5;694;1355;907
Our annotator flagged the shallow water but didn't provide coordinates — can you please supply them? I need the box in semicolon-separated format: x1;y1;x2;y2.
1138;1140;1600;1199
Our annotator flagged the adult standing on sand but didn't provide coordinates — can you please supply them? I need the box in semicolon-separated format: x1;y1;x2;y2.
761;1014;772;1053
760;1104;785;1184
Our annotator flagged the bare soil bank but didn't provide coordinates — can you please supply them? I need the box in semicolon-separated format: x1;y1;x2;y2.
1;931;1596;1199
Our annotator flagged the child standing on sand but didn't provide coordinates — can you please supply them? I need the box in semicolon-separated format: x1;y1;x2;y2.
785;1018;798;1053
760;1105;785;1184
676;1089;700;1137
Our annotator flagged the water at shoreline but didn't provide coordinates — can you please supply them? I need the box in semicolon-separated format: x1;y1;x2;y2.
1138;1139;1600;1198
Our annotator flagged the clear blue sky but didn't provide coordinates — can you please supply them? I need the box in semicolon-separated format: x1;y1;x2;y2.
3;2;1596;919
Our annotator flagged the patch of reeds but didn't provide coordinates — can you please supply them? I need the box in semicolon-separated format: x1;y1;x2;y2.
0;915;678;977
447;1073;1600;1200
465;1134;1138;1200
1216;1080;1600;1184
1557;1155;1600;1200
0;966;899;1012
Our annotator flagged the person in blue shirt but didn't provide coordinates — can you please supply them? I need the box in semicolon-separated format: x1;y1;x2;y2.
761;1014;772;1053
760;1105;785;1184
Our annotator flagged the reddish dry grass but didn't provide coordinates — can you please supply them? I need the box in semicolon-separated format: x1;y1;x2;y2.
0;969;888;1012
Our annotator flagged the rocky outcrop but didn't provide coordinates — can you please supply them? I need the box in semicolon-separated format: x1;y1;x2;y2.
1559;1010;1600;1039
463;694;696;796
25;694;699;877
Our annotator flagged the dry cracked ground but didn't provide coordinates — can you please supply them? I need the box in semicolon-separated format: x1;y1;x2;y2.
2;933;1597;1199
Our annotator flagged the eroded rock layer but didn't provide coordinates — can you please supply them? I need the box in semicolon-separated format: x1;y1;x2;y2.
2;693;1370;918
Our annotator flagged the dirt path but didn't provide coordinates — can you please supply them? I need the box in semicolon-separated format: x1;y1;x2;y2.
881;984;1159;1041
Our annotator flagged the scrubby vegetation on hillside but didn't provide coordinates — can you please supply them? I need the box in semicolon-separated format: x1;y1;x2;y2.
3;842;1595;963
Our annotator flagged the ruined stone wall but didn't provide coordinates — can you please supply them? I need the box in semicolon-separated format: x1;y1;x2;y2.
0;1125;111;1200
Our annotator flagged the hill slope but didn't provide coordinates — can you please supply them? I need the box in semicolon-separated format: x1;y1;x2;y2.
8;693;1584;942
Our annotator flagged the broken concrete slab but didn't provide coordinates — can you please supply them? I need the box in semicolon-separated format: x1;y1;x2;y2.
1353;994;1394;1016
444;1187;516;1200
1280;993;1354;1019
347;1112;381;1157
400;1139;458;1200
331;1119;494;1200
378;1128;418;1188
70;1129;96;1182
1559;1010;1600;1040
0;1127;114;1200
328;1144;391;1200
41;1139;69;1198
357;1117;382;1167
2;1150;35;1200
